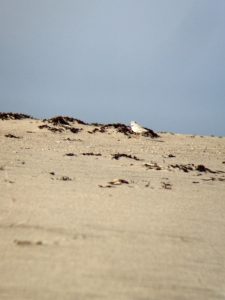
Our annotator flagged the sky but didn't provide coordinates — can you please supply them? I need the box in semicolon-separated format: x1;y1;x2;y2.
0;0;225;135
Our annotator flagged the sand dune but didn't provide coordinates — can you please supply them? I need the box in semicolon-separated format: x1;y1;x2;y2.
0;114;225;300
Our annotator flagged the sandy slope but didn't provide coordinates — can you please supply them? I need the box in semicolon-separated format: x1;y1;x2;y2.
0;117;225;300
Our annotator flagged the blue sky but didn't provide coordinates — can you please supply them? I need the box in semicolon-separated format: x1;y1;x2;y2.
0;0;225;135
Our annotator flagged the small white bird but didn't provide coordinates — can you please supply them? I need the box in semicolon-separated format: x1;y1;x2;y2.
130;121;148;134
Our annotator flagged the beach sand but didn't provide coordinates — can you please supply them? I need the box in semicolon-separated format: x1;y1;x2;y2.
0;115;225;300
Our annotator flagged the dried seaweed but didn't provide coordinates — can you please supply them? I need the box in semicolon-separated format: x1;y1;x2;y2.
144;163;162;170
38;125;64;132
65;153;77;157
168;154;176;158
196;164;216;173
169;163;225;174
5;134;22;139
112;153;141;161
169;164;194;173
103;123;133;136
82;152;102;156
0;112;33;120
44;116;88;125
88;127;106;134
142;128;160;138
161;182;172;189
58;176;72;181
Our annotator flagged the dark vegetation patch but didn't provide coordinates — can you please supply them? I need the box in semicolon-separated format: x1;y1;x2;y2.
168;154;176;158
69;128;81;133
91;122;104;126
161;182;172;190
201;177;225;182
4;179;15;184
58;176;72;181
0;112;33;120
144;163;162;170
169;164;225;174
44;116;88;125
89;123;159;138
89;123;132;136
88;127;106;134
38;124;64;132
112;153;141;161
14;240;43;246
169;164;194;173
109;179;129;185
195;164;215;173
103;123;133;136
99;178;129;188
38;124;82;134
141;128;160;138
82;152;102;156
5;134;22;139
65;153;77;157
201;177;216;182
64;138;82;142
218;177;225;181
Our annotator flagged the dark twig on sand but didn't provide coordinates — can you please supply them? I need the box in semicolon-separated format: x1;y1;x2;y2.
112;153;141;161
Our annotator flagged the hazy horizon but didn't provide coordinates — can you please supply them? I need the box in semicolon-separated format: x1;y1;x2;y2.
1;0;225;136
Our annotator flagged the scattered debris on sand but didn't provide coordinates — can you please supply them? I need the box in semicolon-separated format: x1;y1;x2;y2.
64;138;82;142
98;184;113;188
82;152;102;156
195;165;211;173
5;134;22;139
169;163;225;174
112;153;141;161
0;112;33;120
145;181;151;187
161;182;172;190
218;177;225;181
65;153;77;157
109;178;129;185
201;177;216;182
4;179;15;184
14;240;43;246
169;164;194;173
99;178;129;188
58;176;72;181
201;176;225;182
144;163;162;170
